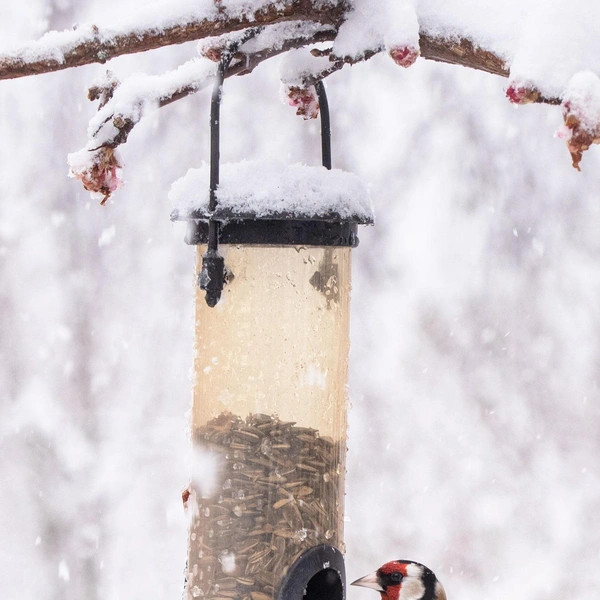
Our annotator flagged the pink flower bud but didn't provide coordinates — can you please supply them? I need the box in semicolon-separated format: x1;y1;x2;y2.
388;45;419;68
505;84;540;105
285;86;319;120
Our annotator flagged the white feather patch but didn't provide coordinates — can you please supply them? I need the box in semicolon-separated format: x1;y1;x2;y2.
399;564;425;600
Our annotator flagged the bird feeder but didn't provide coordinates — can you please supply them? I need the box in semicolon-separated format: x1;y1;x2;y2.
171;54;373;600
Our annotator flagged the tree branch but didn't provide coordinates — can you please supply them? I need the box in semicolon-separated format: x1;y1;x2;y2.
83;23;336;152
0;0;346;80
1;4;563;108
285;36;506;99
419;34;508;78
302;33;560;105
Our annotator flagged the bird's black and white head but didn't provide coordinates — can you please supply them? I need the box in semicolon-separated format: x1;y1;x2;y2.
351;560;446;600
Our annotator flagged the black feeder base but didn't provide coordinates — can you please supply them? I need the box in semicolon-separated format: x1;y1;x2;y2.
276;545;345;600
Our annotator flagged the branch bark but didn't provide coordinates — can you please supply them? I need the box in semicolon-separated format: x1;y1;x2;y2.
419;34;508;78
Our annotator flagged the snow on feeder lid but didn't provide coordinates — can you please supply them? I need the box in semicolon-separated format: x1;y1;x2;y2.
169;159;374;239
173;50;370;600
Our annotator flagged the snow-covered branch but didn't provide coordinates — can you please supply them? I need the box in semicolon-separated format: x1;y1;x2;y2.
0;2;562;112
68;58;218;204
0;0;345;80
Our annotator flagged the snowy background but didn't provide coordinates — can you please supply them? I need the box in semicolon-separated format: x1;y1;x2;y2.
1;2;600;600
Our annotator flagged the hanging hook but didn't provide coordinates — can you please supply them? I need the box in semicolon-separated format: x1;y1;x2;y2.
199;29;265;307
198;53;230;307
315;81;331;170
198;37;334;307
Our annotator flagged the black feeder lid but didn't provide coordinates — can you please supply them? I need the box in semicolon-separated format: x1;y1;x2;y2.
171;201;373;248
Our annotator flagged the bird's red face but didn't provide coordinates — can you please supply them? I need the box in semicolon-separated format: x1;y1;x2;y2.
351;560;446;600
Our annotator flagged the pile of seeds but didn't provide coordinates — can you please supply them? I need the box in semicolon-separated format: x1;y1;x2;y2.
186;412;344;600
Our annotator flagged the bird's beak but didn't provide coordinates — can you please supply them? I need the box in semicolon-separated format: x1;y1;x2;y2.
351;572;385;592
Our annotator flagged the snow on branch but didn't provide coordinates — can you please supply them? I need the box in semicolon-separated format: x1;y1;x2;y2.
0;0;567;111
332;0;419;66
68;59;217;204
198;21;336;74
0;0;345;80
0;0;596;109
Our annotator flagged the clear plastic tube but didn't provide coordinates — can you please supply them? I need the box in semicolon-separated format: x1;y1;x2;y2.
186;244;351;600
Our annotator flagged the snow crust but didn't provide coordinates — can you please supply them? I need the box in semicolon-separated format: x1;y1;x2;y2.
91;0;215;31
199;20;334;61
0;1;216;61
325;0;600;101
280;48;332;86
9;25;96;65
0;0;332;66
502;2;600;98
169;160;374;222
87;59;216;147
243;21;333;54
333;0;419;60
417;0;600;99
563;71;600;130
67;59;215;195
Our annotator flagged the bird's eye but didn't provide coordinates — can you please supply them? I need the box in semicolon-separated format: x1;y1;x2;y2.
389;572;403;583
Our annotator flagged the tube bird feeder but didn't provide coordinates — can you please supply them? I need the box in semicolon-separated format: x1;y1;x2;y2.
171;57;373;600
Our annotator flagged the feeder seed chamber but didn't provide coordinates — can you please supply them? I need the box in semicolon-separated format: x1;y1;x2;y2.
171;54;373;600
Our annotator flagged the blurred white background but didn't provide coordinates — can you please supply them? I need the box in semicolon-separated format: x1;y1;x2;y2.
1;3;599;600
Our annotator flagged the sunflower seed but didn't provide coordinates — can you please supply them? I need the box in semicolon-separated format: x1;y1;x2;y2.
186;412;343;600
